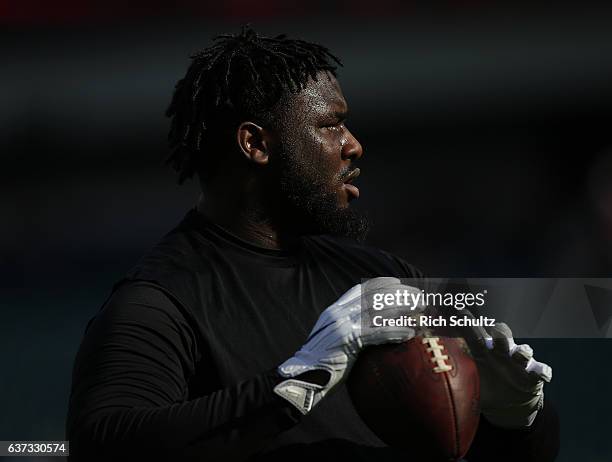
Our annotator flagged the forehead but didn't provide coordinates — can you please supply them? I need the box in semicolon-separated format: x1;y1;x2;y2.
290;72;347;117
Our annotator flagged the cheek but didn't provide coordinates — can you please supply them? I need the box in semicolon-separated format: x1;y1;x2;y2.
316;139;331;167
311;132;342;172
287;125;343;184
295;131;335;174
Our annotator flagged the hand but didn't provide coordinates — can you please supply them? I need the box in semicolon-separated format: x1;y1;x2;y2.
461;313;552;428
274;277;423;414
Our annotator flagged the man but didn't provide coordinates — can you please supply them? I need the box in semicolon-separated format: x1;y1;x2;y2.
66;26;559;461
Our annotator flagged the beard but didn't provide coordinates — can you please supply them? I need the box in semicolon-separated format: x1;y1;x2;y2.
272;149;369;242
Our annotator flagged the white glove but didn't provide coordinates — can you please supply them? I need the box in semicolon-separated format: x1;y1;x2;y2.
274;277;423;414
461;313;552;428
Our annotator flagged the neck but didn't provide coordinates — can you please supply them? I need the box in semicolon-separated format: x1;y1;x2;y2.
196;193;295;251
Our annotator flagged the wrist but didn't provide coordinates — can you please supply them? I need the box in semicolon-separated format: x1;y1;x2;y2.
272;365;334;415
273;377;324;415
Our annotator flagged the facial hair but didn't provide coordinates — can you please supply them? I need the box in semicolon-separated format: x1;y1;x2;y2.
274;149;369;241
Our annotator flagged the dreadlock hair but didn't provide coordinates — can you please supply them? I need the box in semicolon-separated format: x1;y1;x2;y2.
165;25;342;184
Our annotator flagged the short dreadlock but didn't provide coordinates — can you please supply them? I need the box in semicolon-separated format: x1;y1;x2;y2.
165;25;342;184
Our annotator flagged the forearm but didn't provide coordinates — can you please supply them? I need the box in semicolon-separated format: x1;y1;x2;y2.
68;369;300;461
466;398;560;462
66;282;301;461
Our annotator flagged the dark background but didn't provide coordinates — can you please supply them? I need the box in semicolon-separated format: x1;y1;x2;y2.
2;1;612;460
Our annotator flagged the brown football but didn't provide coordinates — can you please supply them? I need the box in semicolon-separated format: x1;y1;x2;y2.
347;336;480;461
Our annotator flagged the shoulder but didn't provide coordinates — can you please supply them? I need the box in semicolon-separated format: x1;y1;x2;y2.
128;226;212;276
91;281;193;335
305;234;424;280
125;209;229;281
115;213;222;318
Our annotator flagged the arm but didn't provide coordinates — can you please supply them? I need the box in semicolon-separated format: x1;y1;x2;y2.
460;318;560;461
66;282;299;462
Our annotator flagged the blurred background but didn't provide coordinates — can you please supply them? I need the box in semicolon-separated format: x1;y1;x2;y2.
2;1;612;460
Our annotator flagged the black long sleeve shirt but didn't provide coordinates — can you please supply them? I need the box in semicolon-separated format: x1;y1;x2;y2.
66;209;559;461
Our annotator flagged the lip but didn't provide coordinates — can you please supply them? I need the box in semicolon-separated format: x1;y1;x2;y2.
343;183;360;200
342;167;361;200
343;167;361;184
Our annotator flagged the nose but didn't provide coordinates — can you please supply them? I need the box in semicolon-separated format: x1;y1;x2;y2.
342;128;363;161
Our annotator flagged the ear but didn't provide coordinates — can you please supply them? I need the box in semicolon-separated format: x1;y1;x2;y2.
236;121;270;166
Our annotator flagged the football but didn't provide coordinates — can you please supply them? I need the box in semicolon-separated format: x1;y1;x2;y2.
347;335;480;461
